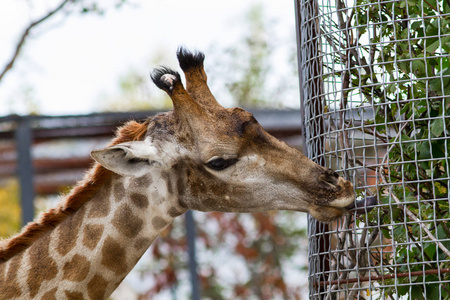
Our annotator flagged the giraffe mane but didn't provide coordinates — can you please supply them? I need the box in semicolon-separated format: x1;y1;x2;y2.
0;119;150;263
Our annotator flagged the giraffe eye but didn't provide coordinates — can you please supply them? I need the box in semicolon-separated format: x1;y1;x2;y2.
206;158;238;171
128;157;149;164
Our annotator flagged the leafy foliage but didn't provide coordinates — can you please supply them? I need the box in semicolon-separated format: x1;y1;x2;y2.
322;0;450;298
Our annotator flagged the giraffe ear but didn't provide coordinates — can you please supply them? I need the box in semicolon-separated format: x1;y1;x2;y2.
90;141;161;177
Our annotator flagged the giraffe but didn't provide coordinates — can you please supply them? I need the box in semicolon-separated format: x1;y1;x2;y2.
0;47;367;299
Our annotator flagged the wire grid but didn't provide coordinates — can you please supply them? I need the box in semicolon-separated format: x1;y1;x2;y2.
297;0;450;299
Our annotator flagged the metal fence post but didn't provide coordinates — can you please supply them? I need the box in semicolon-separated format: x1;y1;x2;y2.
185;210;200;300
295;0;329;298
15;116;35;225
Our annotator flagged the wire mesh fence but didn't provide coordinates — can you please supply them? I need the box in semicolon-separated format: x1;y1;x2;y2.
296;0;450;298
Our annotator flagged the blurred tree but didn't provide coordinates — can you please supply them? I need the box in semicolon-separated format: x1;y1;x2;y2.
0;180;21;239
225;4;272;107
6;84;41;115
98;49;174;111
208;4;299;108
137;211;308;300
0;0;133;245
98;68;172;111
0;0;130;84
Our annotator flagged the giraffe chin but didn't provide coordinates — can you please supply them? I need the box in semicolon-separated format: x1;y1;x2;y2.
310;196;377;222
309;206;347;223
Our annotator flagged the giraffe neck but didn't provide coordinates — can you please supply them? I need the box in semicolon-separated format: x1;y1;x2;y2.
0;171;186;300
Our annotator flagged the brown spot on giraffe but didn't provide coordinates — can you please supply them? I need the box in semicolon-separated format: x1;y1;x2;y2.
41;288;57;300
27;233;58;298
88;275;108;300
165;172;174;195
0;252;24;298
161;170;177;196
88;179;112;218
151;190;161;203
101;236;128;275
134;237;152;251
57;206;86;257
129;175;152;189
177;175;186;197
83;224;104;250
130;192;149;208
173;161;187;197
65;290;85;300
112;203;143;238
152;216;168;230
202;198;217;209
113;181;125;202
167;206;184;217
63;254;91;282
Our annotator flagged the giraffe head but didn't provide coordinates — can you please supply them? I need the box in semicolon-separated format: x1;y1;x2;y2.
91;48;357;222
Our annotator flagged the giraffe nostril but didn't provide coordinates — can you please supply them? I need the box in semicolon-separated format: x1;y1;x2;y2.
320;175;334;185
320;170;340;187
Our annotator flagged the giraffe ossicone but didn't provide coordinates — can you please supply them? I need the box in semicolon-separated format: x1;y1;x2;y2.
0;47;373;300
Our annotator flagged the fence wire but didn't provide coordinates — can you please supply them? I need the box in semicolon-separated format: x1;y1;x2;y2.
296;0;450;299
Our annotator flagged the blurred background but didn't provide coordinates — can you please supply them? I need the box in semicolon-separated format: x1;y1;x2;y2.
0;1;308;299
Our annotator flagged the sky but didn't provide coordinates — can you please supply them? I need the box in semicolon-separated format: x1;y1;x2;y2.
0;0;299;116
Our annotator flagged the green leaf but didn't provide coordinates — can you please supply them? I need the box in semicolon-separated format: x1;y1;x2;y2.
445;0;450;14
380;227;392;239
411;285;425;299
431;140;446;158
393;225;406;242
396;284;409;296
424;242;437;259
436;224;450;239
430;68;450;95
426;39;441;54
425;283;440;300
387;83;397;94
399;60;410;74
407;0;418;7
412;59;426;76
411;21;422;30
400;102;411;115
444;41;450;53
430;118;445;137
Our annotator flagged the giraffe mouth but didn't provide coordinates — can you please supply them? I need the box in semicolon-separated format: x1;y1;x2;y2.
345;196;377;215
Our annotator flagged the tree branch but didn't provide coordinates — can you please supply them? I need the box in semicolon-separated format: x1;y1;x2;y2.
317;267;450;287
0;0;73;83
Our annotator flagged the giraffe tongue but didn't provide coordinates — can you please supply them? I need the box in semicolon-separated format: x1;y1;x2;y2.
345;196;377;215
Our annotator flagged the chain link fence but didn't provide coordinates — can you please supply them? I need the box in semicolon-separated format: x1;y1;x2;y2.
296;0;450;298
